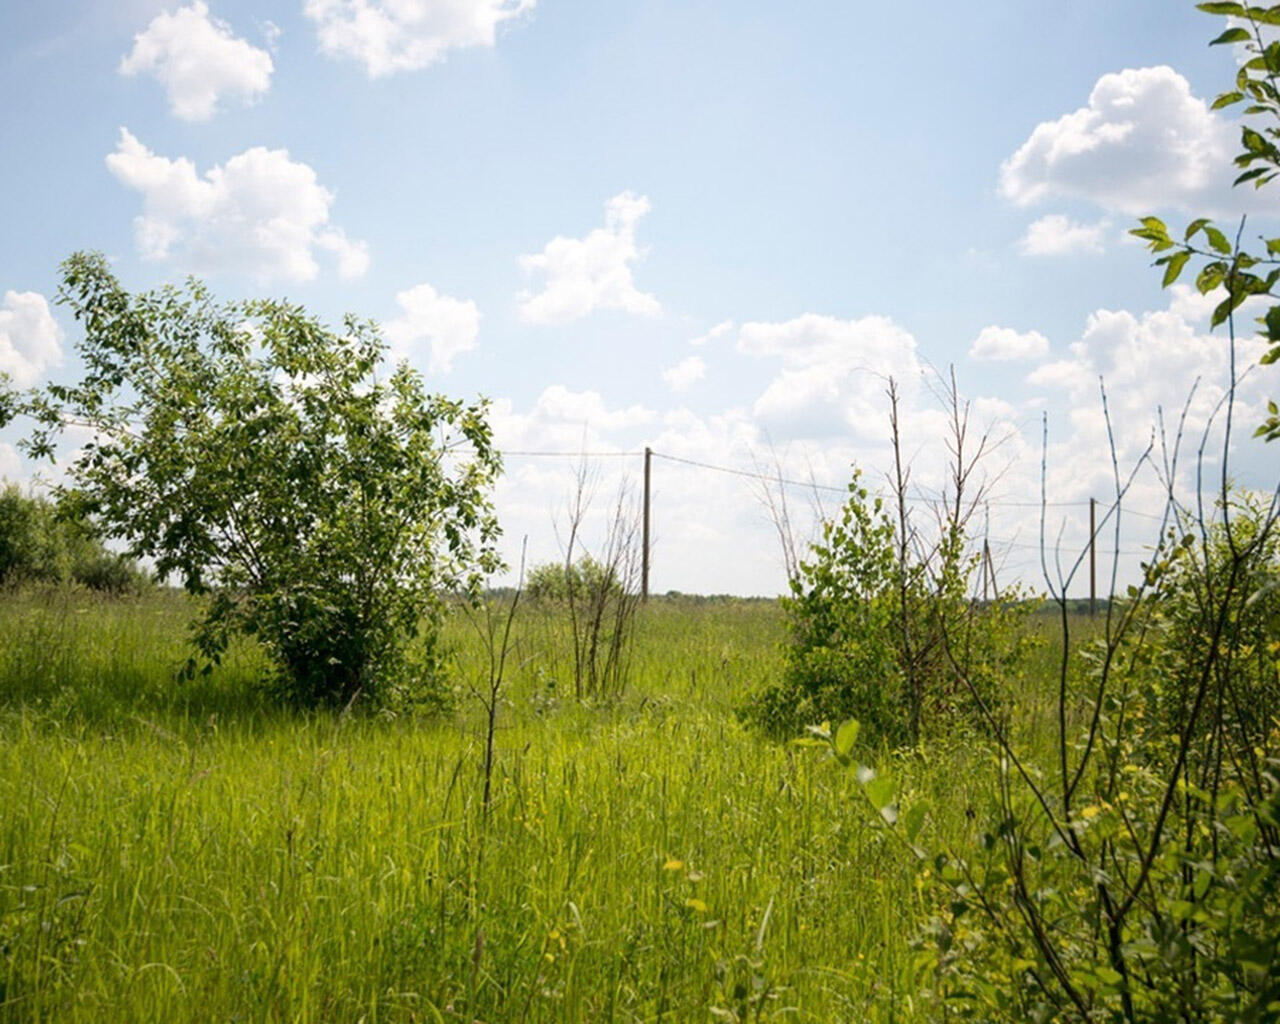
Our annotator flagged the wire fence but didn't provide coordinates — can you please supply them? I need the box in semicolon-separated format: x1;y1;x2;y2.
500;446;1180;595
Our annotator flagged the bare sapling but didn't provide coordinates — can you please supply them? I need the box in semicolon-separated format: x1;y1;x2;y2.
554;456;644;701
463;537;527;822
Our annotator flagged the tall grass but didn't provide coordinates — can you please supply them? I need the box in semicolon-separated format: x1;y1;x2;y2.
0;589;1073;1021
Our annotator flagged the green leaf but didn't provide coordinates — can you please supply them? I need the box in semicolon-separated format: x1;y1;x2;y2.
1184;218;1211;241
903;800;931;842
1196;2;1246;13
1162;250;1191;287
1210;27;1253;45
1236;166;1273;186
1204;225;1233;254
864;774;895;812
1264;305;1280;340
1212;291;1246;327
835;719;860;758
1197;262;1227;294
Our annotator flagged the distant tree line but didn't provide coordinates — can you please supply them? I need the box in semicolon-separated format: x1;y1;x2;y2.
0;484;148;593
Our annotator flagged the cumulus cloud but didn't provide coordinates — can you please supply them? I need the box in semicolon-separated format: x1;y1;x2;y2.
491;384;656;456
105;129;369;283
382;282;480;374
481;291;1268;596
1000;66;1240;215
737;313;922;439
518;192;660;325
119;2;273;121
689;319;733;346
969;325;1050;362
0;291;62;387
305;0;535;77
1019;213;1107;256
1026;297;1269;506
662;355;706;391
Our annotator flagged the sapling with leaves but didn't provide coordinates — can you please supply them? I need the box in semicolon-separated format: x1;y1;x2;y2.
744;366;1031;746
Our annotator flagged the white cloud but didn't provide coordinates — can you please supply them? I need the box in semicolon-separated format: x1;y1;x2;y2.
690;319;733;346
662;355;706;391
382;282;480;374
1018;213;1107;256
0;291;62;387
518;192;660;325
1000;66;1240;215
119;2;273;121
1026;298;1269;506
492;384;656;455
106;129;369;283
480;292;1271;596
737;313;922;439
305;0;535;77
969;325;1050;362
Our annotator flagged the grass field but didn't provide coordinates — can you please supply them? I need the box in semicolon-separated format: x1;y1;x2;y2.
0;588;1075;1022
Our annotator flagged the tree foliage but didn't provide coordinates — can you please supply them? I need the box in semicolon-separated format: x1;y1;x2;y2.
1131;2;1280;441
20;252;502;707
525;555;622;602
0;483;147;593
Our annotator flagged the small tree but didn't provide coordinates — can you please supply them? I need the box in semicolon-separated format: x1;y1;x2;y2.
17;252;502;707
744;371;1031;745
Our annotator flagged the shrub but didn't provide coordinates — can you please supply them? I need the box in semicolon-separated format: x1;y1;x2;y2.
525;555;621;602
898;497;1280;1022
743;467;1033;746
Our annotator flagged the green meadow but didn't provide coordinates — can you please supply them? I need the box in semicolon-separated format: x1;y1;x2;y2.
0;588;1079;1022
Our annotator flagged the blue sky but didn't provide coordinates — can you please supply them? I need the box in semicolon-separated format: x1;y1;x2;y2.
1;0;1276;594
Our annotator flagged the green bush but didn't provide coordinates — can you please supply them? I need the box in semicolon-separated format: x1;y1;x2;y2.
742;472;1033;746
0;484;147;593
806;489;1280;1021
905;501;1280;1021
525;555;621;602
1140;497;1280;773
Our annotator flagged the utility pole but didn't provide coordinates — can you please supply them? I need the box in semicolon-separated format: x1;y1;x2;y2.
642;446;651;602
1089;497;1097;617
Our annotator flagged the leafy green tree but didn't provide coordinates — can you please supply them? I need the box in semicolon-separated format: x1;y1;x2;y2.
0;483;147;592
19;252;502;707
